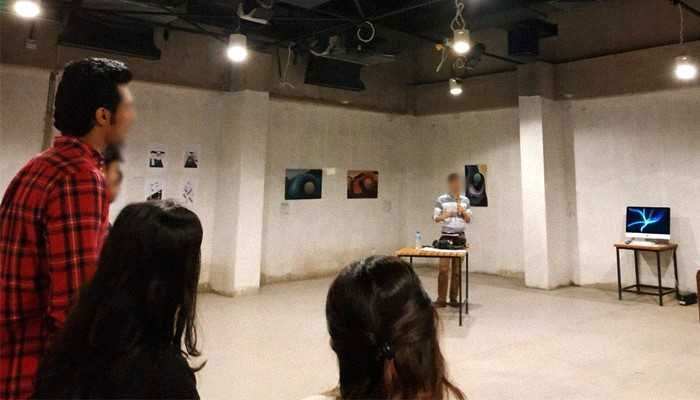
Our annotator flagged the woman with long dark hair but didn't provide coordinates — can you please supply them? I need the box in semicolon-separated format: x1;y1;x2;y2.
307;256;465;400
33;200;204;399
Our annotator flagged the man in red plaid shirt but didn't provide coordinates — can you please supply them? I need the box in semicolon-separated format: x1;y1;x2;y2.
0;58;135;399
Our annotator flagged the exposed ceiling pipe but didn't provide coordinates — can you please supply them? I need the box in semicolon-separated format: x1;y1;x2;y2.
257;0;452;51
258;0;522;65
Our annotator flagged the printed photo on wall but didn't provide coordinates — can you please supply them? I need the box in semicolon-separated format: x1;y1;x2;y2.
147;144;167;169
179;178;198;207
465;164;488;207
285;169;322;200
145;177;166;201
347;170;379;199
183;145;201;169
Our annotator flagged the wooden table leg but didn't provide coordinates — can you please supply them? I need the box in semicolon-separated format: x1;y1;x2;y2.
657;251;663;306
634;250;640;293
458;257;462;327
616;248;622;301
465;252;469;314
673;249;679;300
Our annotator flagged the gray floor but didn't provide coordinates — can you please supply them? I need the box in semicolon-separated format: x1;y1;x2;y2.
195;268;700;400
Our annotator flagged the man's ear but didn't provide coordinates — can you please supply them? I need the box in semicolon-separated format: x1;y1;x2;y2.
94;107;112;127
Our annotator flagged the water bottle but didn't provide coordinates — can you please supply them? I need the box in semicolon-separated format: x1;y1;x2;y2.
415;231;422;249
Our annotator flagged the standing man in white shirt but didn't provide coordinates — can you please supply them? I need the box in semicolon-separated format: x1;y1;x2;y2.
433;173;472;308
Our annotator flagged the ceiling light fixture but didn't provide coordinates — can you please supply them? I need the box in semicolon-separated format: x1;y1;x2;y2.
452;29;471;55
13;0;41;18
450;0;470;55
449;78;463;96
674;3;697;81
227;33;248;63
675;55;698;80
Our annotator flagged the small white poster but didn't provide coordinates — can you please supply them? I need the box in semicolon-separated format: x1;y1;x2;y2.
183;144;201;169
147;144;167;169
179;177;198;207
145;177;166;201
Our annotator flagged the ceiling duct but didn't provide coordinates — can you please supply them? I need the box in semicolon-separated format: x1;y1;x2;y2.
507;19;558;58
305;56;365;91
59;10;162;59
82;0;179;24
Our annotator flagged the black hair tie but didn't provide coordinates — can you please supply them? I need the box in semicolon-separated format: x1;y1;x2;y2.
380;342;395;360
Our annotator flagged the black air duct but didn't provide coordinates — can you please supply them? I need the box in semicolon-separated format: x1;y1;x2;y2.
59;12;161;59
507;19;558;58
304;56;365;91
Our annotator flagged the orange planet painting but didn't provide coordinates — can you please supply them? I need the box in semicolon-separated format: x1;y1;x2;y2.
347;170;378;199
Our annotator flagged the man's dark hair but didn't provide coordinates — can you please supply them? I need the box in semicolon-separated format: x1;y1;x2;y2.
447;173;460;182
54;58;133;137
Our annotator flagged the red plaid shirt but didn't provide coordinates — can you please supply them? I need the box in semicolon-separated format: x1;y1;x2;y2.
0;136;108;399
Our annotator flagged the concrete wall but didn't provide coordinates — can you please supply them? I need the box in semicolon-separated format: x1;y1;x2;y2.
568;87;700;291
402;108;524;277
261;98;410;282
0;65;48;195
104;81;224;285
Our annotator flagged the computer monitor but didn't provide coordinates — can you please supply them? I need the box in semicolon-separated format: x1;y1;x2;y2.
625;207;671;240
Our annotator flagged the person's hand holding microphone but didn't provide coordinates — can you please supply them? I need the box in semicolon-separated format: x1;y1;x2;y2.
457;204;471;223
437;210;452;223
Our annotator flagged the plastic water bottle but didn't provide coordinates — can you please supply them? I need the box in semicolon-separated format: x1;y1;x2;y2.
415;231;422;249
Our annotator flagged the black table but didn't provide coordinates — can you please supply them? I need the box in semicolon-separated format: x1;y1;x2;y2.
615;243;679;306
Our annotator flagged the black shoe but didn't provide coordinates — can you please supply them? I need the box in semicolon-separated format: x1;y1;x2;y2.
447;300;461;308
433;300;447;308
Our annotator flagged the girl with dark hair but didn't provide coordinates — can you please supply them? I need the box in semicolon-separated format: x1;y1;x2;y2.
32;200;204;399
306;256;465;400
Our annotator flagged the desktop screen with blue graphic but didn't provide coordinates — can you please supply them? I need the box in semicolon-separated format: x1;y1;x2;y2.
625;207;670;235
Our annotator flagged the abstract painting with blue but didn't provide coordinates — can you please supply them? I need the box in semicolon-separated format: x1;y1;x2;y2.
626;207;670;235
285;169;323;200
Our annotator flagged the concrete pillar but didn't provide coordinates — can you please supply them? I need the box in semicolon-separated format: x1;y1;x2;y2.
518;62;573;289
210;90;269;296
519;96;550;288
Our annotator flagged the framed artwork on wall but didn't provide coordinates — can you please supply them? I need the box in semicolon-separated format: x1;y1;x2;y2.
285;169;323;200
347;170;378;199
465;164;488;207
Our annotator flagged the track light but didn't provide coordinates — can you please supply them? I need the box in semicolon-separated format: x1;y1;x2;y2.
449;78;463;96
226;33;248;63
452;29;471;55
13;0;41;18
674;5;697;81
675;55;698;81
449;0;470;55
